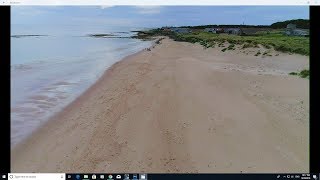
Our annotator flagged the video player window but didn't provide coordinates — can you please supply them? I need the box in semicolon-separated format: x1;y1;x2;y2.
7;4;313;176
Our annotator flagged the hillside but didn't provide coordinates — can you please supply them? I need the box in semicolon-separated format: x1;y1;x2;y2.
270;19;309;29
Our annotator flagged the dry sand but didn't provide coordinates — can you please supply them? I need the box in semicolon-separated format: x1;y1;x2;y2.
12;37;309;173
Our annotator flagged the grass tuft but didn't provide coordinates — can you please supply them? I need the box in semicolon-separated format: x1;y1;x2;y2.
289;69;309;78
221;48;227;52
255;51;261;56
289;72;298;75
299;69;309;78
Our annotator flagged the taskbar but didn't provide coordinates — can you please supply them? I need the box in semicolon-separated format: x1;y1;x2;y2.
1;173;319;180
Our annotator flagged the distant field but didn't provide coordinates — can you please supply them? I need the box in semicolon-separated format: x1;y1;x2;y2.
135;29;309;56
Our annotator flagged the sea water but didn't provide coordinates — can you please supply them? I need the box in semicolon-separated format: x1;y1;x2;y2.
11;25;152;147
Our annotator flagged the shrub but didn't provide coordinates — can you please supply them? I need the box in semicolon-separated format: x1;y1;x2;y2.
255;51;261;56
289;72;298;75
264;44;272;49
299;69;309;78
227;44;235;50
289;69;309;78
242;43;257;49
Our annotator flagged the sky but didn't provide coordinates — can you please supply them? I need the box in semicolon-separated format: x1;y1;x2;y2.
11;6;309;28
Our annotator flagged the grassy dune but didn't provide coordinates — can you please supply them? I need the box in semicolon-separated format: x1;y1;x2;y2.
173;31;309;56
134;29;309;56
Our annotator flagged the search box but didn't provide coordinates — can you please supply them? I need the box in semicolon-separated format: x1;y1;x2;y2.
8;174;65;180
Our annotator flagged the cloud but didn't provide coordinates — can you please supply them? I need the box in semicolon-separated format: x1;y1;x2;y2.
70;17;136;27
12;6;49;16
135;6;162;14
100;5;114;9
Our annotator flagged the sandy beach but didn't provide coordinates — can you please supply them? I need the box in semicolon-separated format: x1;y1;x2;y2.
12;37;309;173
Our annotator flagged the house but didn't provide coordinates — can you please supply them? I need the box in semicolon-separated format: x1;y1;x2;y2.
284;24;309;37
216;28;224;33
204;28;224;34
204;28;217;33
291;29;309;36
162;28;171;32
287;23;297;29
284;23;296;36
224;28;242;35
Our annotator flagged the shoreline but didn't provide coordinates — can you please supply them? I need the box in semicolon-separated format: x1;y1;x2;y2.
11;39;156;149
11;40;154;149
12;37;309;173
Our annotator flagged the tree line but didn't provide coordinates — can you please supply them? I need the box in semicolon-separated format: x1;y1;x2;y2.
270;19;309;29
169;19;309;29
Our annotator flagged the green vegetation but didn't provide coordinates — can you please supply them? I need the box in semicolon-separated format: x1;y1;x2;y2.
171;32;309;55
262;51;272;56
133;23;309;56
270;19;309;29
218;42;225;47
179;24;270;29
176;19;309;30
199;40;215;49
255;51;261;56
289;69;309;78
131;29;173;40
299;69;310;78
227;44;236;50
88;34;115;37
242;43;258;49
289;72;298;75
264;44;272;49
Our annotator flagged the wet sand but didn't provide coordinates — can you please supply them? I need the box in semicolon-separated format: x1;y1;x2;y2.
12;37;309;173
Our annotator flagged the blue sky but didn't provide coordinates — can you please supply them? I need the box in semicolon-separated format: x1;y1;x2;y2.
12;6;309;28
